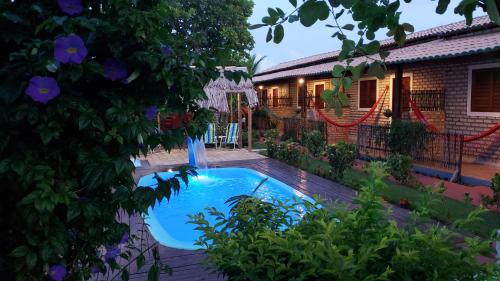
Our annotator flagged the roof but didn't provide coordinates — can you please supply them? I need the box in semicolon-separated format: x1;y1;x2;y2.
254;16;498;82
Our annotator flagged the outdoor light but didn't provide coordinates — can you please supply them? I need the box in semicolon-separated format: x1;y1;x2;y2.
168;168;173;172
259;85;263;90
298;78;304;84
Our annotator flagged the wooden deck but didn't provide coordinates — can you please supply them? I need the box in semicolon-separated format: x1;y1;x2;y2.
127;158;409;280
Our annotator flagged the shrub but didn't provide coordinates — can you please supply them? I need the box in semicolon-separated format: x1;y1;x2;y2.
265;129;279;158
388;120;427;156
482;173;500;211
386;153;413;184
276;141;301;164
327;142;358;180
191;162;498;281
302;130;325;157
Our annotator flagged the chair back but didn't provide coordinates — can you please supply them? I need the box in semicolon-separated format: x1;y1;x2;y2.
226;123;239;144
204;123;215;144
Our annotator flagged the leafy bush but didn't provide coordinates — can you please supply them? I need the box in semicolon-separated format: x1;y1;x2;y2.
386;153;413;184
302;130;325;157
327;142;358;180
265;129;279;158
192;162;498;281
0;1;245;280
276;141;301;164
388;120;427;156
482;173;500;211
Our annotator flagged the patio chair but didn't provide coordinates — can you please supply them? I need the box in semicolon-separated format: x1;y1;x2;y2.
203;123;217;148
219;123;239;149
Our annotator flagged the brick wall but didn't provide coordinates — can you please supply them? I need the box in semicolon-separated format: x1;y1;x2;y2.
257;53;500;164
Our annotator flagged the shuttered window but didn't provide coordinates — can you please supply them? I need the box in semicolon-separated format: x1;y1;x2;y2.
470;67;500;113
359;79;377;109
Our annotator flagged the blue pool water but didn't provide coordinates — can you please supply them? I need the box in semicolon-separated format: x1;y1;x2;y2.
138;168;315;250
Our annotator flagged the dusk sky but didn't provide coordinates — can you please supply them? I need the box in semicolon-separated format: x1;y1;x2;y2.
249;0;486;70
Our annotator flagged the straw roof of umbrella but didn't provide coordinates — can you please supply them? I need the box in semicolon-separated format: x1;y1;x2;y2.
199;67;258;113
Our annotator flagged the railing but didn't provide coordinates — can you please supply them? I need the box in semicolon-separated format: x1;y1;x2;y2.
401;89;445;112
259;97;293;107
298;95;323;108
282;117;328;143
258;97;269;107
357;124;463;172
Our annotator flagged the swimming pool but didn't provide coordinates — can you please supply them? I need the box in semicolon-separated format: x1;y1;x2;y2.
138;168;315;250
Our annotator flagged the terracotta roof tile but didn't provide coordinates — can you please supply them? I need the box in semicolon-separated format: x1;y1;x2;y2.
255;15;494;77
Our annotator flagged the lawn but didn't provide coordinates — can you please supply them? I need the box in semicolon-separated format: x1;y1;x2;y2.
261;151;500;238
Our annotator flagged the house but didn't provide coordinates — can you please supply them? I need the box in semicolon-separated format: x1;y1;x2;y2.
253;16;500;166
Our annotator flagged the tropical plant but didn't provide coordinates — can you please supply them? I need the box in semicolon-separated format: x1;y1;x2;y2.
191;162;498;281
265;129;279;158
251;0;500;115
0;1;244;280
327;142;358;180
302;129;325;157
244;54;267;77
386;153;413;184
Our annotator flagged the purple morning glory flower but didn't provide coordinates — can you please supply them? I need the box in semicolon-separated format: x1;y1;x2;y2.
161;45;173;56
25;76;60;104
119;232;129;245
48;264;66;281
57;0;84;15
104;246;120;261
145;106;158;121
54;35;88;64
103;58;127;81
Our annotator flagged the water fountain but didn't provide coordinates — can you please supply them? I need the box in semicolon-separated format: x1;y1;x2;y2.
187;136;208;171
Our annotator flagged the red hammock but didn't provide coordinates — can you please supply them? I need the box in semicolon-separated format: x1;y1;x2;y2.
408;96;500;143
315;88;388;128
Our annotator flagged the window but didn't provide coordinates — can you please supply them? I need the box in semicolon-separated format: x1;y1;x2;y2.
468;64;500;116
358;79;377;109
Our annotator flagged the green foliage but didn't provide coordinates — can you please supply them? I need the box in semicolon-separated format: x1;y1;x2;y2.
276;141;301;164
302;130;325;157
265;129;279;158
192;162;498;281
388;120;427;156
386;153;413;184
0;1;242;280
482;173;500;211
172;0;255;64
327;141;358;180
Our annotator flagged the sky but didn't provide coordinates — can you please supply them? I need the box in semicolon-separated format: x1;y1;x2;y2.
249;0;486;70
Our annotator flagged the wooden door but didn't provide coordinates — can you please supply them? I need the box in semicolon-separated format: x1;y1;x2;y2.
272;88;279;107
392;76;411;112
315;84;325;109
261;89;268;106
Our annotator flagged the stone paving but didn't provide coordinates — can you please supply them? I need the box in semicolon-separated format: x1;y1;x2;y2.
139;148;266;166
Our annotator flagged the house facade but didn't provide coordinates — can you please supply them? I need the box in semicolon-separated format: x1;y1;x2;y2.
253;16;500;165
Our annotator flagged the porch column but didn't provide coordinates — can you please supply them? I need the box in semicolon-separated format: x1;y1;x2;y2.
247;106;252;152
392;64;403;119
237;93;242;148
299;78;306;118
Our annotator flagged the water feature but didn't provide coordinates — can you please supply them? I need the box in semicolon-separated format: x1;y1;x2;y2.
186;136;208;170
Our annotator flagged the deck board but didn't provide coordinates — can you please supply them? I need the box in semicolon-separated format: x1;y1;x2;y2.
128;158;409;280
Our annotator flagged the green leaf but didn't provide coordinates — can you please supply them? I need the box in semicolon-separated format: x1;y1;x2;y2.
289;0;298;7
10;246;29;257
367;62;385;79
436;0;451;14
266;27;272;42
122;269;130;281
402;23;414;33
334;100;343;116
249;23;267;30
273;24;284;43
342;24;354;31
268;8;279;18
332;65;345;77
342;77;352;90
299;0;329;27
136;254;146;269
486;0;500;25
26;252;37;270
148;264;159;281
350;62;366;80
338;91;349;106
363;41;380;55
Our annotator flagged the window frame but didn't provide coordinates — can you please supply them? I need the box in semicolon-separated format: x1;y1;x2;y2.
467;62;500;117
271;86;279;107
357;77;379;111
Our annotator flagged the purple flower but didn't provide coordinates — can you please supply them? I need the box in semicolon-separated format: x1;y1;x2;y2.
161;45;173;56
145;106;158;121
48;264;66;281
103;58;127;81
25;76;60;104
54;35;88;64
57;0;83;15
104;246;120;261
119;232;129;245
